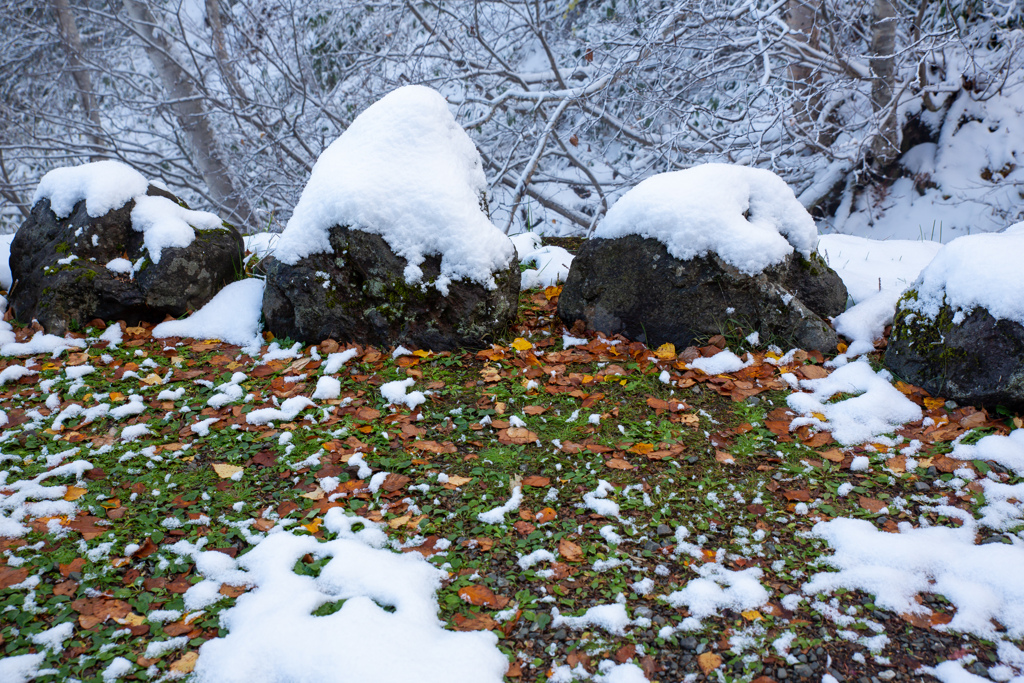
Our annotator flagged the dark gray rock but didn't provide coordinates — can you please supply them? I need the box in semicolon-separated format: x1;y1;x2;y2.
557;235;846;353
8;187;243;334
885;292;1024;410
261;225;519;350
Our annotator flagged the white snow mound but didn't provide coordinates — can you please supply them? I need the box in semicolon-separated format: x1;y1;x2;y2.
595;164;818;275
32;160;148;218
901;223;1024;327
273;85;515;293
153;279;264;353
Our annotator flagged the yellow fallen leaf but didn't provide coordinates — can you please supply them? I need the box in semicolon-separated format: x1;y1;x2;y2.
302;517;323;534
511;337;533;351
1015;417;1023;429
115;612;146;626
170;652;198;674
443;475;473;489
63;486;87;501
812;412;826;421
388;514;412;529
42;362;59;371
923;397;945;411
741;610;763;621
543;285;562;300
697;652;722;674
836;342;848;354
212;463;243;479
171;356;185;365
301;487;325;500
894;381;914;395
126;326;148;336
654;342;676;360
109;392;125;402
142;373;164;386
413;349;431;357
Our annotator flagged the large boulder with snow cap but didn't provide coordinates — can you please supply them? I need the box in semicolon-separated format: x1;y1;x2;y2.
885;224;1024;410
558;164;847;352
9;160;244;334
261;86;520;350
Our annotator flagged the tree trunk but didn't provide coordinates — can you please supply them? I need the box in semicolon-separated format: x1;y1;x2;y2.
52;0;105;159
786;0;822;123
869;0;899;171
122;0;256;232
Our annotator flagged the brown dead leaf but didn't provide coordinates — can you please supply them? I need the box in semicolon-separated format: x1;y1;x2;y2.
558;538;584;563
170;652;198;674
536;507;557;523
859;496;887;513
0;566;29;589
522;475;551;487
697;652;723;674
502;427;539;444
605;457;634;470
821;449;845;463
458;585;510;609
782;489;811;502
443;475;473;489
453;612;499;632
212;463;243;479
714;450;736;465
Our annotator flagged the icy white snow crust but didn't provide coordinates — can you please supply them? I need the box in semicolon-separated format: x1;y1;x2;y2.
32;160;148;219
274;86;516;293
900;223;1024;327
177;508;507;683
594;164;818;276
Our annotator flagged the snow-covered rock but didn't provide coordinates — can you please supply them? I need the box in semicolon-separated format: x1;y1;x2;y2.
10;161;243;335
261;86;520;349
558;165;847;352
885;223;1024;410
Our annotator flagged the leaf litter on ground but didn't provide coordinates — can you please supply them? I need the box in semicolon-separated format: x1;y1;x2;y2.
0;285;1022;683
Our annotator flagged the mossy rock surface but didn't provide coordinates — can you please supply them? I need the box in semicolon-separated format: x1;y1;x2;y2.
557;235;846;352
260;225;520;350
8;186;243;334
885;290;1024;410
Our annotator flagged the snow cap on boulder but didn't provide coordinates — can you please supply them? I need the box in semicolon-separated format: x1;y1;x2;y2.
33;160;149;219
274;85;515;293
900;222;1024;326
595;163;819;276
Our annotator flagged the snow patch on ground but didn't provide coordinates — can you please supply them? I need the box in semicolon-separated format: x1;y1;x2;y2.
153;279;264;353
787;360;922;445
184;508;507;683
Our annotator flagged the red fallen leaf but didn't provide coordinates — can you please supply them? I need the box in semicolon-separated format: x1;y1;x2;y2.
536;507;557;523
522;475;550;487
135;538;159;559
354;407;381;421
859;496;887;513
513;520;536;535
615;643;636;663
59;557;86;577
252;450;277;467
782;489;811;502
411;440;457;454
452;612;499;632
764;420;792;437
219;584;248;598
802;431;834;447
581;392;605;409
499;427;539;445
505;659;523;677
558;538;584;562
747;504;767;515
54;580;78;596
0;566;29;589
568;650;591;669
605;457;634;470
458;585;510;609
380;473;411;493
163;620;193;636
